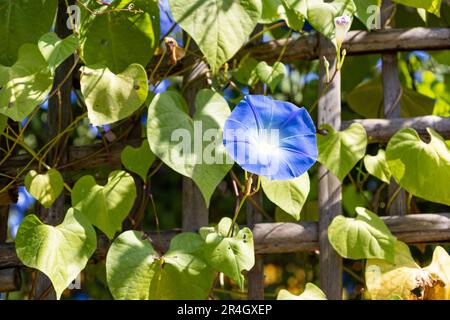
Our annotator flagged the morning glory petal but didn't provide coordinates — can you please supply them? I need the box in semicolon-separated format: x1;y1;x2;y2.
223;95;318;180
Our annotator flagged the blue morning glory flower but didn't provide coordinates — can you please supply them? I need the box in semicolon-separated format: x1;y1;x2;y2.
223;95;318;180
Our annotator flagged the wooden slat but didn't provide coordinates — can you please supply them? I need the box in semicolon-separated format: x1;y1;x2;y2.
238;28;450;63
254;213;450;253
150;28;450;80
317;36;343;300
342;116;450;143
3;214;449;271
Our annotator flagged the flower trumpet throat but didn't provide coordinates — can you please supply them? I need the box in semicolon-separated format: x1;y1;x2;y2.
334;15;351;49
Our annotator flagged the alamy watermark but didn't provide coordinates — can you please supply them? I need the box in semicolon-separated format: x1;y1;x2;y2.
66;2;138;31
171;122;282;176
366;5;382;30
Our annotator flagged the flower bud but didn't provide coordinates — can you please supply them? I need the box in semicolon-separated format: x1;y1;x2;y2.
334;15;351;48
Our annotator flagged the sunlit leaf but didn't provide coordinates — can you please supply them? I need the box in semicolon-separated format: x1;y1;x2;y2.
80;64;148;126
25;169;64;209
306;0;356;46
328;207;396;262
0;44;52;121
147;89;233;207
386;128;450;206
256;61;286;92
261;173;310;221
15;208;96;300
317;123;367;181
38;33;79;73
72;171;137;239
364;149;391;184
106;231;215;299
277;283;327;300
200;217;255;290
121;141;156;182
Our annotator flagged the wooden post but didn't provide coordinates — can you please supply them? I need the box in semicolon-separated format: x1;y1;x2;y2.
0;192;21;293
181;39;210;232
34;0;76;300
247;193;264;300
317;35;343;300
0;269;21;293
381;0;407;216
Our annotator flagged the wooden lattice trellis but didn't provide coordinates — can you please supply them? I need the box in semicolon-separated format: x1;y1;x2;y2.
1;0;450;299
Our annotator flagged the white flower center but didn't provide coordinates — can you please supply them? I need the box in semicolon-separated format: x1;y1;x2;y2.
255;129;281;165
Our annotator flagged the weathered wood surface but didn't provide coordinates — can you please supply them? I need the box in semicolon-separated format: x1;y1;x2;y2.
381;0;407;217
0;138;142;182
2;214;449;270
0;268;21;292
342;116;450;142
254;213;450;253
317;35;343;300
149;28;450;80
241;28;450;63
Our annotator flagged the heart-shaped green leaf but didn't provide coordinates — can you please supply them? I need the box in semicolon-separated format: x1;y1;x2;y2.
364;149;391;184
24;169;64;208
281;0;306;31
328;207;397;262
232;56;259;86
260;0;283;23
169;0;261;74
342;185;371;217
200;217;255;290
317;123;367;181
256;61;286;92
15;208;96;299
386;128;450;206
259;0;306;31
121;141;156;182
106;231;215;300
0;0;57;66
0;44;52;121
277;283;327;300
72;170;137;239
147;89;233;207
38;32;79;72
261;173;310;221
347;79;435;118
80;64;148;126
79;0;160;73
306;0;356;45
